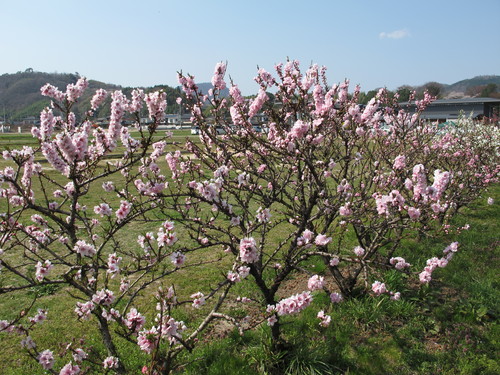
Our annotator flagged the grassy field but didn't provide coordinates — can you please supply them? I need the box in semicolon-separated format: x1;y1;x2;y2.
0;130;498;374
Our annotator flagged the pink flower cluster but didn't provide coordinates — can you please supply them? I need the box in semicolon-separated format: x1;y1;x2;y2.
75;301;95;320
115;200;131;222
90;88;108;110
35;260;53;281
307;275;325;291
317;310;331;327
107;253;122;276
66;77;89;103
38;349;55;369
211;62;227;91
372;281;401;300
125;308;146;333
190;292;206;308
419;242;458;284
40;83;65;102
73;240;96;257
270;291;313;316
94;203;113;217
389;257;411;270
145;91;167;121
92;289;115;306
103;356;119;369
239;237;259;263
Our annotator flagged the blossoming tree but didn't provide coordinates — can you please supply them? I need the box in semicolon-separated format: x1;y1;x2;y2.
0;61;498;374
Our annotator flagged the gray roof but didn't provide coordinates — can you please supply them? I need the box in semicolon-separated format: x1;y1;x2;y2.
401;97;500;106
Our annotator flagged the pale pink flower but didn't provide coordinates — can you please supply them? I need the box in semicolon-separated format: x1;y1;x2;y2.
330;292;343;303
329;256;340;266
115;200;131;222
372;281;387;296
75;301;95;319
72;348;87;363
92;289;115;306
73;240;96;257
38;349;54;370
190;292;206;308
239;237;259;263
307;275;325;291
171;251;186;268
59;362;81;375
353;246;365;257
317;310;331;327
103;356;119;369
314;234;331;246
35;260;53;281
227;271;241;283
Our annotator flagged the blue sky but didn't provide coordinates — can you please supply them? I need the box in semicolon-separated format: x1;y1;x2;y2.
1;0;499;95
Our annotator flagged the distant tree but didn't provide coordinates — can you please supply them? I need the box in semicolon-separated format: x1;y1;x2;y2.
396;85;413;102
465;85;483;97
422;82;443;98
481;83;498;97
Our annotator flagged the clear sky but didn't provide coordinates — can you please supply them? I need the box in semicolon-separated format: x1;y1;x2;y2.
1;0;499;95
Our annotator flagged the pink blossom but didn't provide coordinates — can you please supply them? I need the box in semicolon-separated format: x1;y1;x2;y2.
289;120;310;139
307;275;325;291
171;251;186;268
256;207;271;223
102;181;114;192
227;271;241;283
239;237;259;263
238;266;251;279
74;240;96;257
393;155;406;170
339;203;352;216
211;62;227;91
389;257;411;270
72;348;87;363
66;77;88;103
137;327;159;353
330;292;343;303
407;207;421;220
35;260;53;281
94;203;113;217
487;197;494;205
115;200;131;222
107;253;122;276
21;336;36;349
38;349;54;370
92;289;115;306
371;281;387;296
314;234;332;246
103;356;119;369
59;362;81;375
28;308;47;324
190;292;206;308
90;89;108;110
274;291;313;316
353;246;365;257
329;256;340;266
317;310;331;327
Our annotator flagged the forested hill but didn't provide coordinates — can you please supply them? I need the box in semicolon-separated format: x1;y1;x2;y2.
0;70;182;121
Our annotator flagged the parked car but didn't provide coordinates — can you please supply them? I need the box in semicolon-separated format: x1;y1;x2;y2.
191;126;200;135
